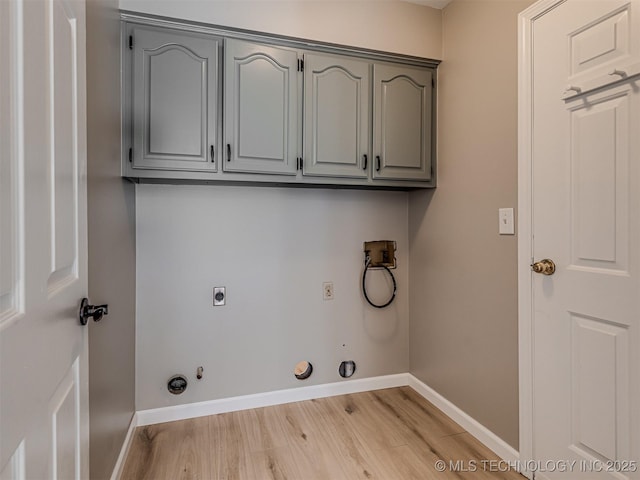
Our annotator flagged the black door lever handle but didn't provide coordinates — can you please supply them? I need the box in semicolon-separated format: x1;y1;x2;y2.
79;298;109;325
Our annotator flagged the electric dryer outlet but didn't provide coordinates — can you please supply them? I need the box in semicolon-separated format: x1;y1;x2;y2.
213;287;226;306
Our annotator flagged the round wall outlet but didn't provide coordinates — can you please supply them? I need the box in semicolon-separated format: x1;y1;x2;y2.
294;361;313;380
339;360;356;378
167;375;188;394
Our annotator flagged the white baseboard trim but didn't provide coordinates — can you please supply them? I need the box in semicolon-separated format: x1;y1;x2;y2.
136;373;409;426
110;412;138;480
407;374;520;465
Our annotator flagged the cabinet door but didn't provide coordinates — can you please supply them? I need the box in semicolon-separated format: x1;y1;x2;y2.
373;64;433;181
303;53;369;178
224;40;298;175
131;26;219;172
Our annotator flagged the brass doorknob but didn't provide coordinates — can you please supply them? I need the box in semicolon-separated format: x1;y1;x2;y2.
531;259;555;275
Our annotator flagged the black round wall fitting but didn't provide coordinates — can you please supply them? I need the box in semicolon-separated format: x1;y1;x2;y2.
167;375;188;394
294;361;313;380
339;360;356;378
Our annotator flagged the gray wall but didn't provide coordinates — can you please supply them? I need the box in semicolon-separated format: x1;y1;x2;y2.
408;0;533;450
135;185;409;410
86;0;137;478
119;0;443;59
123;0;440;412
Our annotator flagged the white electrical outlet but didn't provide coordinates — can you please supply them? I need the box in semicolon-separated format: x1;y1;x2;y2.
323;282;334;301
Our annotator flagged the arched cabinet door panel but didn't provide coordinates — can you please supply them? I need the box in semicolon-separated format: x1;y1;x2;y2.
224;39;298;175
131;26;219;172
373;64;433;181
303;53;370;178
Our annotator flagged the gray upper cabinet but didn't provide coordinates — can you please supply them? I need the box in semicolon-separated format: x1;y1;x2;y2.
122;16;439;188
130;26;219;172
373;64;433;181
224;39;298;175
303;53;370;178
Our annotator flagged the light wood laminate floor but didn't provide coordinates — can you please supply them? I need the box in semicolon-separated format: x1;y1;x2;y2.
121;387;524;479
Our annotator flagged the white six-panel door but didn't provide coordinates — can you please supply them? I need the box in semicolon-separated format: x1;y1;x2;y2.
0;0;88;478
521;0;640;478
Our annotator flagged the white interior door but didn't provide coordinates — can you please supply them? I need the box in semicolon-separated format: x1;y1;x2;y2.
524;0;640;478
1;0;89;478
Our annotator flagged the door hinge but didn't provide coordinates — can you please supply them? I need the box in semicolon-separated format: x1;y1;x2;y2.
129;35;133;50
128;147;132;163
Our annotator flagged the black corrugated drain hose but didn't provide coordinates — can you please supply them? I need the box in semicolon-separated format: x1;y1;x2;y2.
362;256;397;308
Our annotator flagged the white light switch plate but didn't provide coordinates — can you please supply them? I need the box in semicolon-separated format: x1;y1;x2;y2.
499;208;515;235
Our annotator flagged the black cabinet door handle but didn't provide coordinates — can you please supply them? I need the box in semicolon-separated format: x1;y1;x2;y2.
376;156;381;172
363;154;368;170
227;144;231;162
210;145;214;162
